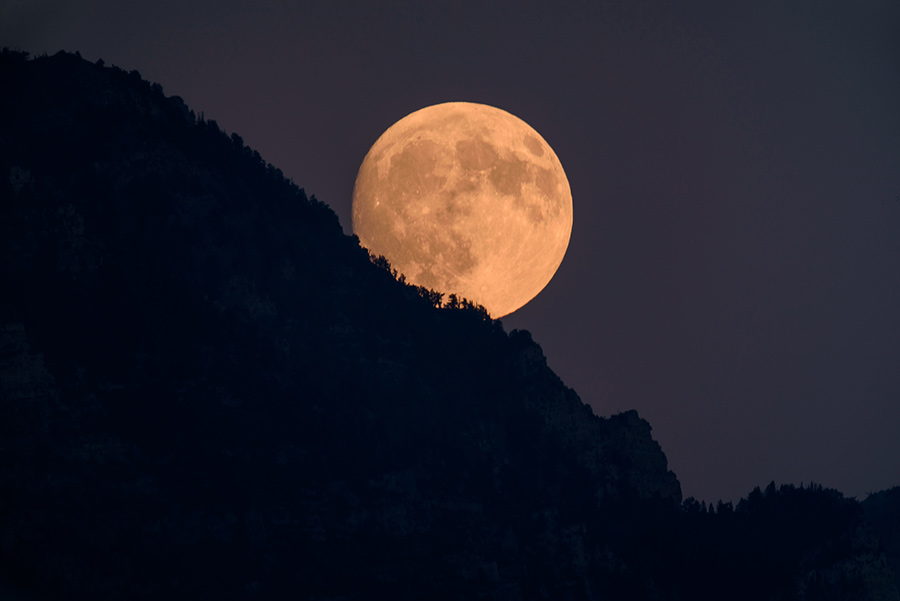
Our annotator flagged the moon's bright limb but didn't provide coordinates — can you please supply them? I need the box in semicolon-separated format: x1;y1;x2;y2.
352;102;573;318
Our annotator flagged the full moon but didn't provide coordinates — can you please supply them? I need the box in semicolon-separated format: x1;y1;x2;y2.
351;102;573;318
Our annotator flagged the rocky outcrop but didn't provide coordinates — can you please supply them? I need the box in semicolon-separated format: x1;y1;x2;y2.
509;331;679;502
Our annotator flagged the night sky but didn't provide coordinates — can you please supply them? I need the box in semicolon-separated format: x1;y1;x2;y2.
4;0;899;504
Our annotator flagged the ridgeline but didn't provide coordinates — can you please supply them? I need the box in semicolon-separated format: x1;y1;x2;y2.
1;50;896;600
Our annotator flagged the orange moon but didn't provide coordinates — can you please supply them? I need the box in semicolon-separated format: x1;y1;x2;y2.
351;102;573;317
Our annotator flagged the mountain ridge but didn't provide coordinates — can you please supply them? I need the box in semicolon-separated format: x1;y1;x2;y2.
1;49;896;601
1;49;681;600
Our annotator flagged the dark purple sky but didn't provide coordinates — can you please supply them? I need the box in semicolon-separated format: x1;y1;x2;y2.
4;0;899;503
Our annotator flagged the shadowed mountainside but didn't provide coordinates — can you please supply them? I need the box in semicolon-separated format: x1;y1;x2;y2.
1;49;896;601
863;487;900;593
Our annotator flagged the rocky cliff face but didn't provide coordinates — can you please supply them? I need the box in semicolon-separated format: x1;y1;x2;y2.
1;50;683;600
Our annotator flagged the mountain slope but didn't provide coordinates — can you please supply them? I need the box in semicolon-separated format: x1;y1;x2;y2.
864;487;900;592
1;49;896;601
1;49;680;600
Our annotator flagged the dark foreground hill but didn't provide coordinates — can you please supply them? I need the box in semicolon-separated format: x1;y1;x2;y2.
863;488;900;593
0;50;896;601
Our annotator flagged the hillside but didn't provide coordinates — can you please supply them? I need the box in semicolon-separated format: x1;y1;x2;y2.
864;488;900;592
1;49;896;601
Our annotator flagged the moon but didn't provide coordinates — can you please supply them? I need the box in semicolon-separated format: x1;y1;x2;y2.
351;102;573;318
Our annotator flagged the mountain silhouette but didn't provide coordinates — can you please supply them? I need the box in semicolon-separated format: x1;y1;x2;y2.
1;49;897;601
863;487;900;593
